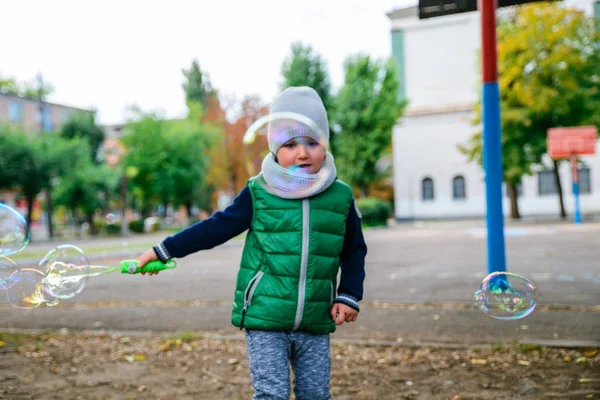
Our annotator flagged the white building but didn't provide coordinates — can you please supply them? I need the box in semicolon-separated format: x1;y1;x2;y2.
387;1;600;220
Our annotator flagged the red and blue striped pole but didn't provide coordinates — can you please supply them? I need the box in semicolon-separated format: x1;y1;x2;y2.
480;0;506;273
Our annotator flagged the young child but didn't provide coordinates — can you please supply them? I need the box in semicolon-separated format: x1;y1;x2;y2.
138;86;367;400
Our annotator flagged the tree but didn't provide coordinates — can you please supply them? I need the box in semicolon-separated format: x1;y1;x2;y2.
60;112;105;163
54;159;120;235
335;55;404;197
280;42;337;153
164;109;216;219
0;126;84;229
0;76;20;96
182;59;213;107
121;108;215;220
224;96;270;193
120;111;169;217
0;73;53;98
461;4;600;219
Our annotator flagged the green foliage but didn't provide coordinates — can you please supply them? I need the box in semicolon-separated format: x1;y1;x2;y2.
0;125;83;227
121;108;214;217
356;197;391;227
128;219;145;233
60;112;105;163
460;3;599;218
335;55;404;196
0;73;53;98
281;42;332;110
182;59;213;107
106;222;122;236
53;161;120;234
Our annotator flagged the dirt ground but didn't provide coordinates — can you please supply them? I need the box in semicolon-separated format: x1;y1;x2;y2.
0;330;598;400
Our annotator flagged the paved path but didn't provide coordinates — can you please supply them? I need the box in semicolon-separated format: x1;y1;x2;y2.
2;221;599;346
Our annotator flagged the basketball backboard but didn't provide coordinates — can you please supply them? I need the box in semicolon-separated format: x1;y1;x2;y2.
547;126;597;159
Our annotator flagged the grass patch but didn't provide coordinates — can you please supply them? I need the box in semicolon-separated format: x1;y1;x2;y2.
515;343;543;354
490;343;505;352
165;330;205;343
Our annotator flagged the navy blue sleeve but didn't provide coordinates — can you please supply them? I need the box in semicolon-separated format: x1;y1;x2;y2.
153;187;253;261
332;200;367;311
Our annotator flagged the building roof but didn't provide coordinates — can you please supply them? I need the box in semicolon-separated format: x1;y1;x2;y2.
0;92;93;113
386;4;418;20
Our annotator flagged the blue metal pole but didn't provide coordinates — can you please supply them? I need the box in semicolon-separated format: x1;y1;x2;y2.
571;156;582;224
480;0;507;274
482;83;507;273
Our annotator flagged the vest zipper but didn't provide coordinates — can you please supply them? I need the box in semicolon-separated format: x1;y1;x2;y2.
330;281;335;305
293;199;310;331
240;271;264;330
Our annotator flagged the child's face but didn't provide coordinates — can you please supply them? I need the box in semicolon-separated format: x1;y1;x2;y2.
276;137;326;174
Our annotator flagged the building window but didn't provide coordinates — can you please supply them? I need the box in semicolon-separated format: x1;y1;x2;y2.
538;170;557;195
36;106;53;132
8;102;23;121
577;167;591;194
452;175;466;200
422;177;434;201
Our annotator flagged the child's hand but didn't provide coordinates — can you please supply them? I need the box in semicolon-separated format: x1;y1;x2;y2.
138;249;159;276
331;303;358;326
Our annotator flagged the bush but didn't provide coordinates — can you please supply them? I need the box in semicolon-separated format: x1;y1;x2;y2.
356;197;391;227
105;223;121;235
129;219;145;233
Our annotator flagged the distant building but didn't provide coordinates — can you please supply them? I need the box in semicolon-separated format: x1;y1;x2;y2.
0;93;92;134
387;0;600;220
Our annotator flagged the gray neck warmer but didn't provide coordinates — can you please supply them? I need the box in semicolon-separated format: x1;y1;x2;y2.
260;152;337;199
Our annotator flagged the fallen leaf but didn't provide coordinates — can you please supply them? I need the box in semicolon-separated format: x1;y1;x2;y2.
584;350;598;357
470;359;487;365
564;356;572;362
518;360;530;366
138;385;146;392
134;354;147;361
575;357;588;364
124;355;135;363
579;378;594;383
227;358;239;365
377;358;388;364
0;340;4;348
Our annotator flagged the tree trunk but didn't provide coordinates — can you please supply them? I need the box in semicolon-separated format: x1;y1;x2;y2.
25;192;35;234
86;214;98;235
120;175;130;237
162;202;168;218
45;189;54;239
141;206;151;219
185;201;193;219
507;182;520;219
553;160;567;220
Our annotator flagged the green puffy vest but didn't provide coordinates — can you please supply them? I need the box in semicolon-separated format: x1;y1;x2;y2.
231;175;354;334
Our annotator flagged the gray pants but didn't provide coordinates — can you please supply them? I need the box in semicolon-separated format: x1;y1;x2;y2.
245;330;331;400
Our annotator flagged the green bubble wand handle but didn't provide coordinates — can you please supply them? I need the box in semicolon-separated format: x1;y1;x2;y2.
120;259;177;274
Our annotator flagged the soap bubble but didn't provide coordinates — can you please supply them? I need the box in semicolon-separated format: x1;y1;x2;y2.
0;204;30;256
474;272;537;320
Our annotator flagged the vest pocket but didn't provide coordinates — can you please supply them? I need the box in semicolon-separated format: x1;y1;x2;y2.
240;271;264;330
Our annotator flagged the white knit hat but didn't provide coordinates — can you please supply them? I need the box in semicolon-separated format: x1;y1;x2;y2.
267;87;329;154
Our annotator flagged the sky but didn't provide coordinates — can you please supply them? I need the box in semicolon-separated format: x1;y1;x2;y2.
2;0;414;125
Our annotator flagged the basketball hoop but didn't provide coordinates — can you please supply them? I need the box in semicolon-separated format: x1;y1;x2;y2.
546;125;597;224
547;126;597;159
